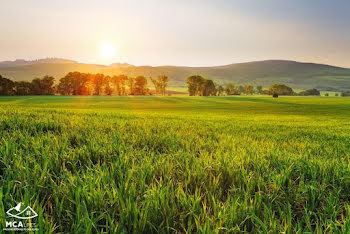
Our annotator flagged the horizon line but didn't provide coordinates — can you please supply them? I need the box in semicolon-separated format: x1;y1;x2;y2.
0;57;349;69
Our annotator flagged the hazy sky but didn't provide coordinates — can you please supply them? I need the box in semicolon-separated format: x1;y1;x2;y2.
1;0;350;67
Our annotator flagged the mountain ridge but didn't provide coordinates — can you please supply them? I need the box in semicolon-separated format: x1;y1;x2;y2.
0;59;349;90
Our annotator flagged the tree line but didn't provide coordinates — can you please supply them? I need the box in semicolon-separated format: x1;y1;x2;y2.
186;75;295;96
1;73;349;97
186;75;350;97
0;73;168;96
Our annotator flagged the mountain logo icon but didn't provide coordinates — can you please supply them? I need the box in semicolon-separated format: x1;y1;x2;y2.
6;202;38;220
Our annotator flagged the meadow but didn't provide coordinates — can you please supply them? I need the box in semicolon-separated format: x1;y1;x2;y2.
0;96;350;233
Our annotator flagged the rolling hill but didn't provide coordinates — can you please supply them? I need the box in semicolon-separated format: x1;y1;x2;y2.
1;59;350;91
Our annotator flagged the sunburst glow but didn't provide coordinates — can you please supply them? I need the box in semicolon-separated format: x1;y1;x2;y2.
99;41;117;59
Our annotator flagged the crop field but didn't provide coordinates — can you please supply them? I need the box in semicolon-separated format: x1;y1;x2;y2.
0;96;350;233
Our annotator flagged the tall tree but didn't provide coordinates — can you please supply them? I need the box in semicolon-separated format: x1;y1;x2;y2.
236;85;245;95
203;79;216;96
15;81;33;95
134;76;148;95
151;75;169;95
57;72;90;95
158;75;168;96
257;85;263;94
0;75;15;95
111;75;128;95
31;75;55;95
57;76;73;95
104;76;113;95
217;85;224;96
187;75;206;96
126;77;135;95
151;77;161;95
92;73;106;95
244;84;254;95
225;83;235;95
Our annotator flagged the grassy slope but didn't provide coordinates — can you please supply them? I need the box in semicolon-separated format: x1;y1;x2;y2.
0;96;350;232
1;60;350;90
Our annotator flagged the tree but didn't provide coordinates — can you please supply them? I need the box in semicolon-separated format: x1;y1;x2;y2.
0;75;15;95
235;85;245;95
57;76;73;95
126;77;135;95
203;79;216;96
225;83;235;95
299;88;320;96
187;75;205;96
244;84;254;95
134;76;148;95
57;72;90;95
92;74;106;95
158;75;168;96
151;77;161;95
187;75;218;96
111;75;128;95
217;85;224;96
269;84;294;95
341;91;350;97
104;76;113;95
15;81;33;95
31;75;55;95
257;85;263;94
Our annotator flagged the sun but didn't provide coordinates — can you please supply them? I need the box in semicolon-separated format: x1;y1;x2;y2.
99;41;117;59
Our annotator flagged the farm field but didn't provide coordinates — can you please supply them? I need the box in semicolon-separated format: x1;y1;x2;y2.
0;96;350;233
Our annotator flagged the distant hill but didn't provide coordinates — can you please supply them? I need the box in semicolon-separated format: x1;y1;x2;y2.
0;58;77;67
0;59;349;90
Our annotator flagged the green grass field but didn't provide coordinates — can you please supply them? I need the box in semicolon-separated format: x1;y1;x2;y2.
1;96;350;233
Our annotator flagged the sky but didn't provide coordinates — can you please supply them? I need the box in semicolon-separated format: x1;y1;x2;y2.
1;0;350;67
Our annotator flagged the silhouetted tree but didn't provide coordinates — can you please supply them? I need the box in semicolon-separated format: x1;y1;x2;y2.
0;75;15;95
15;81;33;95
57;72;90;95
31;75;55;95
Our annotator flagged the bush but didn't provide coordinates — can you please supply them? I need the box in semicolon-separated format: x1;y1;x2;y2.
324;93;329;96
299;88;320;96
341;91;350;97
272;93;279;98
